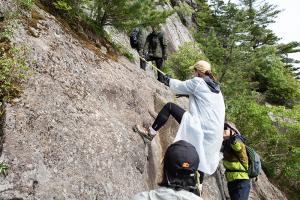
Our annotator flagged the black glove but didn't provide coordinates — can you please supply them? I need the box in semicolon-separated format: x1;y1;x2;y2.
162;74;171;87
138;49;144;57
175;94;189;98
144;52;151;61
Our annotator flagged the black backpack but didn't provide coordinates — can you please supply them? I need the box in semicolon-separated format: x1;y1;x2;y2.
130;27;140;49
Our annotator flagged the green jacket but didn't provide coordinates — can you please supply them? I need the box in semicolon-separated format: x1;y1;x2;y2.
144;31;167;59
223;136;249;182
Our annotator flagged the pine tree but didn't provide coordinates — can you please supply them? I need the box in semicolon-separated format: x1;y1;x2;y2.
194;0;248;82
92;0;172;31
240;0;280;49
277;42;300;78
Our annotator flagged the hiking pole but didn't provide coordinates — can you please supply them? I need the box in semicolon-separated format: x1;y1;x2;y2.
138;55;166;75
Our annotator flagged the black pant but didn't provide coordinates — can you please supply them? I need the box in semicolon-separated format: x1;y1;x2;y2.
151;102;185;131
148;56;164;83
139;58;146;70
137;49;146;70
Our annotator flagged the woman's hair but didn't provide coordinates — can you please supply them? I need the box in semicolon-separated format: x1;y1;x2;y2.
159;167;199;195
204;70;216;81
191;60;216;81
158;140;200;196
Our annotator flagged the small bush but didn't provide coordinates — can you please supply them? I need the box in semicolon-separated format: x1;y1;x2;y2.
1;21;29;104
53;0;72;11
0;46;29;102
0;162;8;175
165;42;208;80
252;46;300;107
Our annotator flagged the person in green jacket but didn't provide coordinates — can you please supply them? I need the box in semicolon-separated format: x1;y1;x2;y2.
222;122;250;200
143;25;167;83
132;140;203;200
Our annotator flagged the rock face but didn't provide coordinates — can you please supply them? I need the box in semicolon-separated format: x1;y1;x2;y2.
0;1;287;200
161;12;194;53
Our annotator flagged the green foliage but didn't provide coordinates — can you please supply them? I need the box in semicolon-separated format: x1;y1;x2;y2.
0;21;17;39
0;162;8;175
92;0;173;31
0;46;29;102
0;21;29;103
53;0;73;11
15;0;35;10
277;42;300;79
250;46;300;106
174;2;193;17
165;42;208;80
194;0;300;107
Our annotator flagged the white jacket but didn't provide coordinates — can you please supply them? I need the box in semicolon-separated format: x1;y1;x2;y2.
132;187;202;200
170;77;225;175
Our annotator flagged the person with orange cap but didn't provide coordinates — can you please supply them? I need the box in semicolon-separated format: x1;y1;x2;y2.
132;140;203;200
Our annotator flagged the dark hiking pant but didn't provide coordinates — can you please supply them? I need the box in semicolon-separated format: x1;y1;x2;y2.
228;179;250;200
151;102;185;131
148;56;164;83
140;58;146;70
151;102;205;184
137;49;146;70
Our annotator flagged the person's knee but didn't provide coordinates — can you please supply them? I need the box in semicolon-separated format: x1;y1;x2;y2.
164;102;174;110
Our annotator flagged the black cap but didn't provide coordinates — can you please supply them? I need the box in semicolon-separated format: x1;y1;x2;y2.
164;140;199;176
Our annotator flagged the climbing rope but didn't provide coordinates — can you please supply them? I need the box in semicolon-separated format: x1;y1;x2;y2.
139;55;166;75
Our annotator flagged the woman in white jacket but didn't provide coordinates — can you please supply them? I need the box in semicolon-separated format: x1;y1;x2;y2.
134;60;225;176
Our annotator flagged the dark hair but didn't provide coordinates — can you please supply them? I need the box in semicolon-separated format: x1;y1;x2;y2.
159;163;200;196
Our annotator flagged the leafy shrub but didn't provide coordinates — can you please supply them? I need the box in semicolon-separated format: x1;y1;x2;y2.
165;42;208;80
1;21;29;105
251;46;300;107
0;46;29;103
0;162;8;175
53;0;72;11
